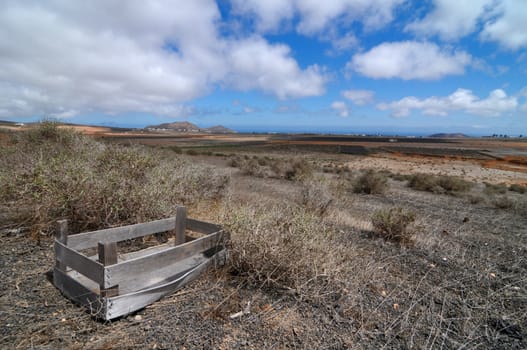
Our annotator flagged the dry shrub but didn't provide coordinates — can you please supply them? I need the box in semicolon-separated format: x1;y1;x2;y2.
407;173;439;192
408;173;472;195
509;183;527;194
0;122;228;235
223;201;341;294
234;156;312;181
484;182;508;195
436;175;472;193
300;178;333;216
353;169;388;194
492;195;514;209
371;207;416;243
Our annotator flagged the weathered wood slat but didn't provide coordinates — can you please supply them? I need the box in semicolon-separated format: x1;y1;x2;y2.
54;240;104;285
98;242;119;297
175;206;187;245
106;250;226;319
68;217;176;250
53;267;103;317
117;254;208;294
54;220;68;271
186;218;221;234
104;230;225;288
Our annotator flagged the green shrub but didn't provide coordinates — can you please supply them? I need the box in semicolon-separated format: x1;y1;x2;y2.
353;169;388;194
371;207;416;243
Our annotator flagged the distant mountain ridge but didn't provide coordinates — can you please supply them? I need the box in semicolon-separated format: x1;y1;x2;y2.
146;121;235;134
429;133;469;138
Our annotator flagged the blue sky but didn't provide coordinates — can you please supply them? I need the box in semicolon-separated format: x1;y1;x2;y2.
0;0;526;135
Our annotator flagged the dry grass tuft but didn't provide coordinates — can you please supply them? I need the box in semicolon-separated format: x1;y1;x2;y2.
352;169;388;194
371;207;416;243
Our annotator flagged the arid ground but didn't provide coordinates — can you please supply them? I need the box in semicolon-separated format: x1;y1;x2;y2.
1;125;526;349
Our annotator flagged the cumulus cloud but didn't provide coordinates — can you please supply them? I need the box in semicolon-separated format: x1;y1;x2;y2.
480;0;527;50
230;0;405;35
0;1;326;119
342;89;374;105
226;37;326;99
377;88;518;117
406;0;527;50
349;41;471;80
405;0;493;40
331;101;349;117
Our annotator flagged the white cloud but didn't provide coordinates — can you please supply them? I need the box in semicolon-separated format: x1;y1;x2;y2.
342;89;374;105
0;1;326;119
226;37;326;99
405;0;493;40
377;88;518;117
481;0;527;50
331;101;349;117
405;0;527;50
230;0;405;35
349;41;471;80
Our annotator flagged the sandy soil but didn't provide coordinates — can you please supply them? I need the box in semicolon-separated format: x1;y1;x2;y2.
346;154;527;185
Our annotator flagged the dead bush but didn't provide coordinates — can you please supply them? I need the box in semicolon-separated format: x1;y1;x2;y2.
353;169;388;194
371;207;416;243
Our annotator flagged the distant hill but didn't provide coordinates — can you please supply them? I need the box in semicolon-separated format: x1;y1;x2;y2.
429;133;469;138
146;121;235;134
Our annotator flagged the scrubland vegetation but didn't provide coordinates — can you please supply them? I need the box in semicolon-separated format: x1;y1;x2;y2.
1;122;526;349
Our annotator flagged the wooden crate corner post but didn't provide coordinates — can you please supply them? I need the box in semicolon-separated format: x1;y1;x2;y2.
54;220;68;272
175;206;187;246
98;242;119;298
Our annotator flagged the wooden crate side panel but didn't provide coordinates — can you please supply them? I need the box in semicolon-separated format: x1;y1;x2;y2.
186;218;221;234
106;250;226;319
53;267;105;318
116;253;209;294
68;217;177;251
54;240;104;285
104;230;225;288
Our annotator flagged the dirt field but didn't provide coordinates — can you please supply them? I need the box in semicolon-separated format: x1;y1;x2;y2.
1;128;526;349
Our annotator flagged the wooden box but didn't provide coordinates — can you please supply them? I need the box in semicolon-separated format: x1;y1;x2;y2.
52;206;228;320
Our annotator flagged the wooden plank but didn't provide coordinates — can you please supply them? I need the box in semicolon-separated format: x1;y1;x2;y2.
104;230;225;288
54;220;68;271
53;267;104;318
116;254;208;294
175;206;187;245
106;250;226;319
68;217;176;251
98;242;119;297
186;218;221;234
54;240;104;285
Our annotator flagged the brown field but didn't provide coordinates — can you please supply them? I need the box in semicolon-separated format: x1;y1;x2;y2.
1;124;526;349
99;130;527;185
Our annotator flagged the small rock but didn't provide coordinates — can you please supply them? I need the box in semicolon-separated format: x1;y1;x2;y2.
134;315;142;321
